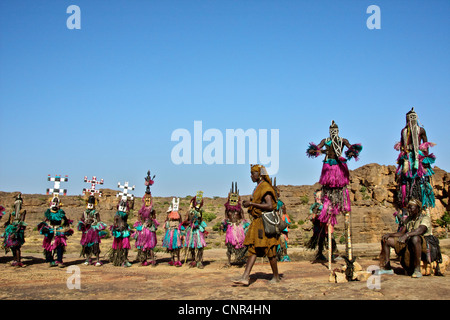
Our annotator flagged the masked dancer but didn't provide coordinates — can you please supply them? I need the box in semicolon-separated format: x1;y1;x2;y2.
2;193;27;267
162;198;183;267
394;108;436;210
133;171;159;266
306;121;362;263
306;189;337;262
222;182;249;267
184;191;207;268
78;194;107;266
108;182;135;267
38;194;74;267
273;179;291;262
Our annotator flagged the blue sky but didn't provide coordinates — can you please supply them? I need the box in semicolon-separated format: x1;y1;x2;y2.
0;0;449;198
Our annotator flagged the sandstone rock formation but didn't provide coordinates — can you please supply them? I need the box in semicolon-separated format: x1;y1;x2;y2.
0;164;448;246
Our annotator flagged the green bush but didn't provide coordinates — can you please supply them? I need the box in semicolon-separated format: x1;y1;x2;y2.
436;211;450;228
300;195;309;205
202;212;217;222
212;222;223;232
360;186;371;200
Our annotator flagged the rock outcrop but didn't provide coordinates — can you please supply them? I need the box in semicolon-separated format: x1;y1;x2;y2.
0;164;448;246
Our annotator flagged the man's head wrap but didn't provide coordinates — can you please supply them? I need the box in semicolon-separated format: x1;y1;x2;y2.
251;164;273;185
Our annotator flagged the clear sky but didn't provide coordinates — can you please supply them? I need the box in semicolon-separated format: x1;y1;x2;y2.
0;0;449;198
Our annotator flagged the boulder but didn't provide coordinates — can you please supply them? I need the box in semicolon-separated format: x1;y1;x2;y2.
421;254;449;276
373;186;388;203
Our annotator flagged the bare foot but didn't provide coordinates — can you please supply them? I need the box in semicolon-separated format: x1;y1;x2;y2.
233;277;250;286
269;276;281;283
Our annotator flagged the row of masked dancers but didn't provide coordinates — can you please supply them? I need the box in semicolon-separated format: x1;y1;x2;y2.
1;162;292;268
0;180;290;269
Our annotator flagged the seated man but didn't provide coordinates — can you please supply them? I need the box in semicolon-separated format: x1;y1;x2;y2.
379;199;441;278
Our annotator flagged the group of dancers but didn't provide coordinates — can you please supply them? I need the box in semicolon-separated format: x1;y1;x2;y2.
0;172;266;268
0;108;443;280
0;171;291;270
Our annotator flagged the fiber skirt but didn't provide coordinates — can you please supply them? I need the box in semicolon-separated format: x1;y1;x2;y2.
112;236;131;250
42;235;68;251
319;188;351;226
319;160;350;188
133;227;157;251
185;228;206;249
162;228;183;250
2;223;26;249
224;221;247;249
79;222;107;247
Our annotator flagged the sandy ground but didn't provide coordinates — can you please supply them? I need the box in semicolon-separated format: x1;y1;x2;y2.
1;236;449;302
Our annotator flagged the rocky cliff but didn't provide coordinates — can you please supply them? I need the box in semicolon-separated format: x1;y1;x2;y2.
1;164;448;246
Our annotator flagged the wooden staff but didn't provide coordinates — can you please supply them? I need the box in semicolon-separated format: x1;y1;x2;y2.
328;223;332;271
345;212;352;260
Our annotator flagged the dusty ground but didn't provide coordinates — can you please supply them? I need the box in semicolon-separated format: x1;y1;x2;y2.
0;235;449;302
